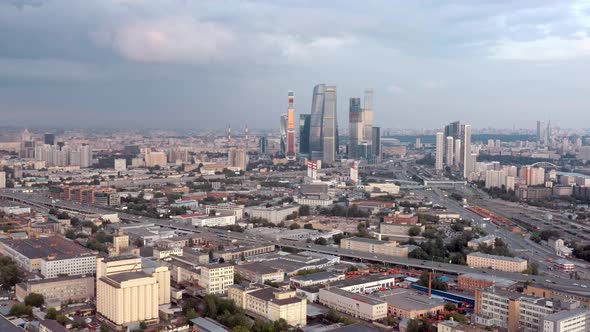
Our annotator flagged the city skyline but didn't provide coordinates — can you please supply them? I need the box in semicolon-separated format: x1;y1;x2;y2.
1;1;590;129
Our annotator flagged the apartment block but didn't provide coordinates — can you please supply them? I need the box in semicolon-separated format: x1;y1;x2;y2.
197;263;234;295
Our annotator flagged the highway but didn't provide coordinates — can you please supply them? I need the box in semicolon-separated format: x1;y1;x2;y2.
2;189;590;296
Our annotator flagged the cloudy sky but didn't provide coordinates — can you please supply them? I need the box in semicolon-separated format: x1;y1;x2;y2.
1;0;589;130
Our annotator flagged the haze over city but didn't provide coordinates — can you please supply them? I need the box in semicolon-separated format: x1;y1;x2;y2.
1;0;590;129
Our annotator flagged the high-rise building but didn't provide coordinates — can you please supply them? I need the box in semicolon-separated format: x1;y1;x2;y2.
286;92;296;161
322;86;338;163
536;120;542;145
259;136;268;155
454;139;462;167
445;136;454;166
309;84;326;161
144;149;167;168
435;132;444;171
80;144;92;168
114;158;126;172
20;129;35;159
228;147;248;171
371;127;381;161
348;97;363;159
462;124;472;178
363;89;374;144
280;114;288;157
298;114;311;157
0;171;5;189
43;133;55;146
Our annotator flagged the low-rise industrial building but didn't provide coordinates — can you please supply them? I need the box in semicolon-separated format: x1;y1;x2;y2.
458;273;516;292
329;274;397;294
16;275;95;304
340;237;408;258
290;271;345;288
235;262;284;284
213;244;275;261
319;287;387;322
376;289;445;319
245;205;300;224
466;252;527;273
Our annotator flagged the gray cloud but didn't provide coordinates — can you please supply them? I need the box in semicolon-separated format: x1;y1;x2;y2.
0;0;589;129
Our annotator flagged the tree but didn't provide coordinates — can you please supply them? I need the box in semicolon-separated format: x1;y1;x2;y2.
314;237;328;245
46;307;58;320
232;327;250;332
100;323;111;332
219;257;225;263
289;223;301;230
325;309;341;323
139;321;148;330
24;293;44;307
9;303;32;317
444;303;457;312
299;205;311;216
408;226;422;236
186;308;198;320
57;314;69;326
303;223;314;230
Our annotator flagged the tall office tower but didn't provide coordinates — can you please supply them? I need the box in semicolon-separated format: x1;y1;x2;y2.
462;124;472;178
362;89;374;143
445;136;454;166
259;136;268;155
309;84;326;161
0;171;5;189
43;133;55;146
299;114;311;157
454;139;462;167
227;125;232;146
20;129;35;159
435;132;444;171
371;127;381;161
536;120;542;145
348;97;363;159
322;86;338;163
279;114;288;157
286;92;296;161
415;137;422;149
80;144;92;168
545;121;551;146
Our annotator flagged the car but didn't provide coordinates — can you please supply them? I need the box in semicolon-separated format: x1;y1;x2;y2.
582;285;588;288
573;283;579;286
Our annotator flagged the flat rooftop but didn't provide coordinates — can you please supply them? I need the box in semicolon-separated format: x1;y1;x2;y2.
378;289;446;311
236;262;282;275
0;236;93;259
290;271;343;282
249;287;302;305
343;236;389;245
322;287;386;306
468;252;526;263
330;274;395;288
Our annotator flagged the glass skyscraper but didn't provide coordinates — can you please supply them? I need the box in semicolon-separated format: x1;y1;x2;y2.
309;84;326;160
299;114;311;157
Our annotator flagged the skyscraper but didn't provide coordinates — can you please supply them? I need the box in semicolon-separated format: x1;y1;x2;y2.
348;97;363;159
309;84;326;160
286;92;296;161
259;136;268;155
462;124;472;178
454;139;462;167
279;114;288;157
536;120;542;145
322;86;338;163
80;144;92;168
435;132;444;171
445;136;454;166
362;89;374;144
371;127;381;161
43;133;55;146
299;114;311;157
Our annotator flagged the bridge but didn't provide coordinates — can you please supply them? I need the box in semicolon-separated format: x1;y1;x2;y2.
530;162;559;168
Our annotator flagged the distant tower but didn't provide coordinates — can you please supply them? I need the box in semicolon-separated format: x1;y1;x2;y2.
245;124;249;149
435;132;444;171
228;124;232;146
286;92;296;161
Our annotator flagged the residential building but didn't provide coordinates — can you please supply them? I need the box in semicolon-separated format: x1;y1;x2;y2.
114;158;126;171
319;287;387;321
438;320;488;332
341;237;408;258
229;284;307;327
235;262;284;284
468;235;497;249
144;149;167;168
228;147;248;171
0;171;5;189
467;252;527;273
435;132;444;171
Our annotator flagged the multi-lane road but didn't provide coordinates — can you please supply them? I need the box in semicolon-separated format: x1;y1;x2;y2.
2;189;590;296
